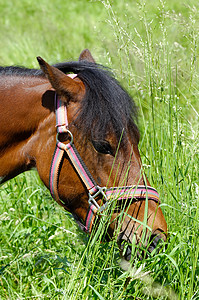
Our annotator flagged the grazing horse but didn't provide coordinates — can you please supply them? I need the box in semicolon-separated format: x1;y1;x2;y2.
0;49;167;260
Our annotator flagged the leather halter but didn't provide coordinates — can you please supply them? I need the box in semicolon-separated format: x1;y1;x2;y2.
49;81;161;234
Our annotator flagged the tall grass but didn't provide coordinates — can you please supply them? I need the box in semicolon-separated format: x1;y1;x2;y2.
0;0;198;299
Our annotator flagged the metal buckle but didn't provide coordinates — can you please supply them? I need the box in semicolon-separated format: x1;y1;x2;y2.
88;186;107;210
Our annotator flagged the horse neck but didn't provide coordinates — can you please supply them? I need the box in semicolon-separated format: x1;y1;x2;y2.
0;76;54;183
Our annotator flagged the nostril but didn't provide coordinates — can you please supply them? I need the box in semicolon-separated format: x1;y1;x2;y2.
124;245;132;261
148;233;166;253
117;231;167;261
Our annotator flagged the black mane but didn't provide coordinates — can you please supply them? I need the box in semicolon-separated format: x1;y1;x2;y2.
0;61;139;143
0;66;43;77
53;61;139;143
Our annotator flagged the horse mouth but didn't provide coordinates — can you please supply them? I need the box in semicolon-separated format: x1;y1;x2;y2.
117;230;167;261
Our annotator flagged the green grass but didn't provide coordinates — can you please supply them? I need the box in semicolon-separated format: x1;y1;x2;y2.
0;0;198;299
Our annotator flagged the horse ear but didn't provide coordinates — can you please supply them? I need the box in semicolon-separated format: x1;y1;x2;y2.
37;56;84;102
79;49;96;63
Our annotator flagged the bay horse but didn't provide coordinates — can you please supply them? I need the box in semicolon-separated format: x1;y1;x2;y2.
0;49;167;260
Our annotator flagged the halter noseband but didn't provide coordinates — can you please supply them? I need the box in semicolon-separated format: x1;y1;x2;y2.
49;86;160;233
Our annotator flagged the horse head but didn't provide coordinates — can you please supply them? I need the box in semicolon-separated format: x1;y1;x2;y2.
36;50;167;260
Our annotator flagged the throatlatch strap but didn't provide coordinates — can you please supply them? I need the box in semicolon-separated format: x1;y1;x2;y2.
49;95;69;208
85;204;98;233
49;144;66;207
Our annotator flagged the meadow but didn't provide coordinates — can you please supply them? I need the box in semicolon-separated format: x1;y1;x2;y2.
0;0;198;299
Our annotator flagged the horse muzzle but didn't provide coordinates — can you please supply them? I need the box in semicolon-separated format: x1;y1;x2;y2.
117;230;167;261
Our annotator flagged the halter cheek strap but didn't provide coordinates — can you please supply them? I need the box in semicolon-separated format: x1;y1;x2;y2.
49;93;102;230
49;89;161;234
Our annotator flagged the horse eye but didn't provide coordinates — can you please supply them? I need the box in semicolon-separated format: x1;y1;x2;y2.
92;140;113;155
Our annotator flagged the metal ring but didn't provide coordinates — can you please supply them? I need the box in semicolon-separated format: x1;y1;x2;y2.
65;129;74;144
56;129;73;147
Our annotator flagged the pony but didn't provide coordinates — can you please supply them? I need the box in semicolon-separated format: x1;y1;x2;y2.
0;49;167;260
